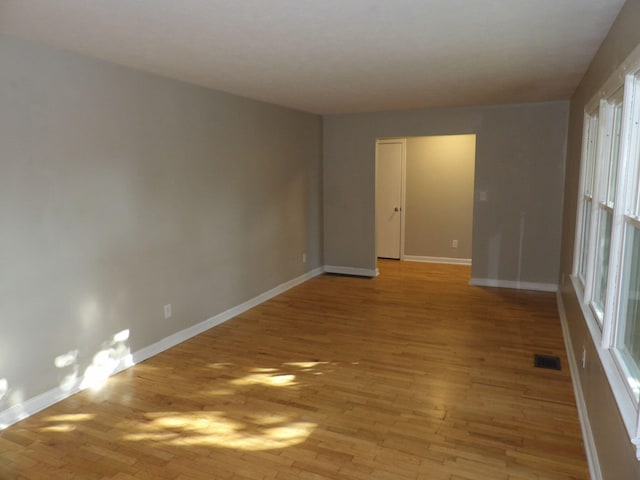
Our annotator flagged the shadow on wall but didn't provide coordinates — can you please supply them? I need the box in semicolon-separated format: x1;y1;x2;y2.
485;210;536;286
0;378;7;404
56;328;132;391
0;328;132;429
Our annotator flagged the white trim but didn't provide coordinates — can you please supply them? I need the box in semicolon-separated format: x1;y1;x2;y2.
556;291;603;480
400;140;406;261
0;267;324;430
375;138;407;261
586;41;640;113
574;42;640;456
403;255;472;266
602;81;636;348
570;276;640;456
323;265;377;277
133;266;324;363
0;364;120;429
584;100;610;307
573;112;592;278
468;278;558;292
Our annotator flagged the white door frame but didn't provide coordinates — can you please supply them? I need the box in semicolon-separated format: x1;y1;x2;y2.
375;138;407;260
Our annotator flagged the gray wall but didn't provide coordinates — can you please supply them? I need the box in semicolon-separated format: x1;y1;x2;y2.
324;102;568;284
559;0;640;477
0;35;322;412
404;134;475;260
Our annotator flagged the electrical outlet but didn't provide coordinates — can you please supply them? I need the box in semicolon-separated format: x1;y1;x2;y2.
302;252;307;264
452;239;458;248
164;304;172;320
582;346;587;369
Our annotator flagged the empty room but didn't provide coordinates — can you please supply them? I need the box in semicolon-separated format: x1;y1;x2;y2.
2;1;640;479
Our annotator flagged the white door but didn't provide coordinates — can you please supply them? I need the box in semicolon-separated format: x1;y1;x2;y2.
376;140;404;259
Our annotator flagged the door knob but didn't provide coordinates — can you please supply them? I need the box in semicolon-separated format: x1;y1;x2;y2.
394;207;400;212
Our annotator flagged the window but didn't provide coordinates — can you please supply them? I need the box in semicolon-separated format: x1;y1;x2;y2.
575;113;598;285
589;98;622;323
614;98;640;402
572;47;640;458
616;224;640;400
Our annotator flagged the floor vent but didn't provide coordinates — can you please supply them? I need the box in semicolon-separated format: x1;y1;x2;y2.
533;354;561;371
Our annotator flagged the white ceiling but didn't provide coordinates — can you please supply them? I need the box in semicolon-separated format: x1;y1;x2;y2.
0;0;626;114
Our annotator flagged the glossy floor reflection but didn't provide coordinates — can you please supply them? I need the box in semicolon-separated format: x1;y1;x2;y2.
0;261;588;479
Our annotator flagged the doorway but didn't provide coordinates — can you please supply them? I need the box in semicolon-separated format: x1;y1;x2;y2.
375;134;476;265
376;139;406;259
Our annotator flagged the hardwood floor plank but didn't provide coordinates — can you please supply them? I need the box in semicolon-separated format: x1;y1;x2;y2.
1;260;588;479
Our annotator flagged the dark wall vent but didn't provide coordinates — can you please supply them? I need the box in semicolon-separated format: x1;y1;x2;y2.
534;354;561;371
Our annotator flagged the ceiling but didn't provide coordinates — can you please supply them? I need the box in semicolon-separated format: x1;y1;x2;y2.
0;0;626;114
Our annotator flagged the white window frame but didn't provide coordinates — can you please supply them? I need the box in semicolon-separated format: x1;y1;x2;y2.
573;112;599;287
572;42;640;459
583;99;612;323
587;95;622;326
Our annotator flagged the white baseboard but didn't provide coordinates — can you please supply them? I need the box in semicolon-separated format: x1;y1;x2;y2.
133;266;324;364
0;266;324;430
469;277;558;292
556;291;602;480
324;265;377;277
0;359;134;430
403;255;472;266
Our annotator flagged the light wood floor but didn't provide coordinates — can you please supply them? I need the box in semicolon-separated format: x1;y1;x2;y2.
1;260;588;480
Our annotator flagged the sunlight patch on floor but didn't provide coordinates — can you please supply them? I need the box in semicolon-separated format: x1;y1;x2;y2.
283;361;328;369
231;373;296;387
39;413;96;434
208;362;234;369
45;413;95;422
205;388;235;396
122;411;316;450
40;423;78;433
